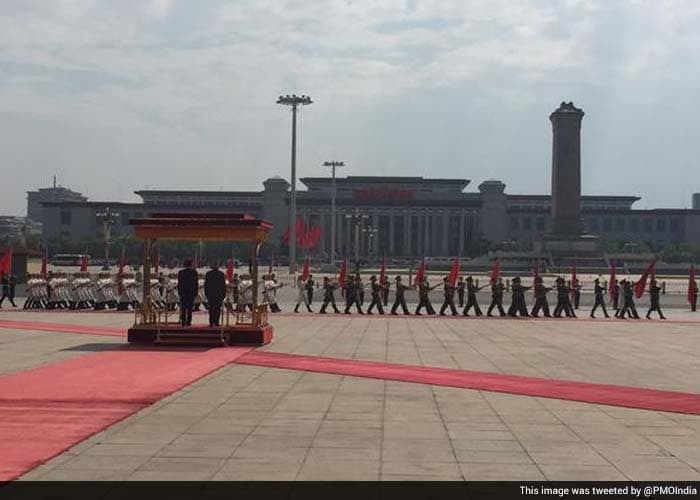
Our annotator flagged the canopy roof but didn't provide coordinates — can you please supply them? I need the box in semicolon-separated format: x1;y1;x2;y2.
129;213;273;242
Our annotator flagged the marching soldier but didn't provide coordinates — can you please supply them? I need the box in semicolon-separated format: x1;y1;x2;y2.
618;279;640;319
612;279;621;317
487;277;506;317
356;274;365;306
462;276;484;316
415;277;438;315
553;277;576;318
690;277;698;312
456;277;466;308
263;273;283;313
294;275;313;313
645;278;666;320
390;276;410;315
571;279;582;310
367;275;385;315
0;273;17;308
381;275;390;306
507;276;530;317
319;276;340;314
530;276;552;318
439;276;458;316
305;274;315;306
344;275;364;314
590;278;610;318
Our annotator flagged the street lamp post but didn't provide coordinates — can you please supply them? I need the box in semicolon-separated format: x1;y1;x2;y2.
345;210;369;270
277;94;313;274
96;207;120;271
323;161;345;265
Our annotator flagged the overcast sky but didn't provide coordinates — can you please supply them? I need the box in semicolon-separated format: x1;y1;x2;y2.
2;0;700;215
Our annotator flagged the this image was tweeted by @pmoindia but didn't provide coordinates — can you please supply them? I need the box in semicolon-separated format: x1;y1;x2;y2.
2;1;700;498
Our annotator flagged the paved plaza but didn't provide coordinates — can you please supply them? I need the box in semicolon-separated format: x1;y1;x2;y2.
1;304;699;481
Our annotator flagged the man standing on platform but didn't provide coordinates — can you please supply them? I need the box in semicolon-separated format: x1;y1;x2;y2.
439;276;458;316
456;277;466;308
367;275;385;315
319;276;340;314
590;278;610;319
204;262;226;327
462;276;484;316
391;276;410;315
646;278;666;320
177;259;198;326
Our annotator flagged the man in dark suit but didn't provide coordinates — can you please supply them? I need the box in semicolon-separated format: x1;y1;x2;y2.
204;262;226;327
177;259;198;326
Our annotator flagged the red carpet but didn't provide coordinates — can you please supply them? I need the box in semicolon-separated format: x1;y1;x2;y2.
237;351;700;415
0;319;125;337
0;346;251;481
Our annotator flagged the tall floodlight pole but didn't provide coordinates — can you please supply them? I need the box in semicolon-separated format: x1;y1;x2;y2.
323;161;345;265
96;207;120;271
277;94;313;274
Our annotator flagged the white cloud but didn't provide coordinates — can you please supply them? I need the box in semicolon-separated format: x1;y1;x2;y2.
1;0;700;214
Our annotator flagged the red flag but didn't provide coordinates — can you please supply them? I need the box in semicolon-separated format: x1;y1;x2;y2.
226;258;234;281
40;249;48;280
338;257;348;285
490;259;500;284
634;257;658;299
608;263;616;303
413;258;425;286
0;248;12;276
688;264;696;305
79;253;89;272
379;257;386;284
448;257;460;287
301;256;310;281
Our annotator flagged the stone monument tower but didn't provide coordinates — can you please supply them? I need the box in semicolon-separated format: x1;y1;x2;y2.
550;101;584;236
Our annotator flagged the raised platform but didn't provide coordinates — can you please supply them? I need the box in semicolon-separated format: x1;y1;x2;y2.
127;324;273;347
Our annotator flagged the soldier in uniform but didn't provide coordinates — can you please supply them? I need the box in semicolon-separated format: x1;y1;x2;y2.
343;275;364;314
390;276;410;315
618;279;640;319
263;274;283;313
690;277;698;312
645;278;666;320
553;277;576;318
507;276;530;317
487;278;506;317
612;279;621;317
456;277;466;308
571;279;582;310
462;276;484;316
356;274;365;306
0;273;17;308
294;275;313;313
439;276;458;316
367;275;386;315
305;274;315;307
530;276;552;318
319;276;340;314
590;278;610;318
381;275;390;306
415;277;437;315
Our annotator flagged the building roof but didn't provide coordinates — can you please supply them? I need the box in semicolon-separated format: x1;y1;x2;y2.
40;201;144;208
134;190;262;197
300;176;470;187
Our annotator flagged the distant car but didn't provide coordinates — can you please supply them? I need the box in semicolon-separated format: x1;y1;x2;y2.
50;254;90;266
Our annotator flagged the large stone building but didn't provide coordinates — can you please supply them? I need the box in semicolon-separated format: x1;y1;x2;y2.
35;175;700;258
